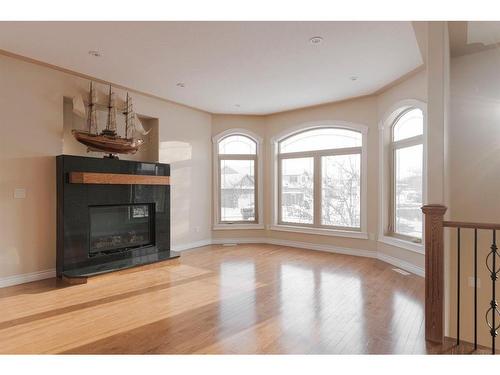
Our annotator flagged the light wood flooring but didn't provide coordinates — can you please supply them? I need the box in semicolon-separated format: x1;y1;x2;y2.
0;244;485;354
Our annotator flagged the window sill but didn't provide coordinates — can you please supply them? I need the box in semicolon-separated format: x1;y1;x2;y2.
213;223;265;230
268;224;369;239
378;235;424;254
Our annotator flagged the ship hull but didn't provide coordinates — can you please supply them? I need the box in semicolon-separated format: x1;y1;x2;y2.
72;130;143;155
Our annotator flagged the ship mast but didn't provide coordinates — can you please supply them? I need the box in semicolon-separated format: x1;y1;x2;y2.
124;92;131;138
87;82;98;134
125;93;130;139
105;85;117;136
124;93;135;139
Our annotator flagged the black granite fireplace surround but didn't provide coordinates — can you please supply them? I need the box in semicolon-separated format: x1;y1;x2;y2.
56;155;178;279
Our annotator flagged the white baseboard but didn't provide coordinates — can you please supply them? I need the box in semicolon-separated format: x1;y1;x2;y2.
171;239;212;252
212;236;375;258
266;238;376;258
212;236;423;277
0;269;56;288
0;239;213;289
211;237;267;245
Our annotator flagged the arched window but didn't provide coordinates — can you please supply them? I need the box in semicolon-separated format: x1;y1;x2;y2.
213;130;262;227
389;107;424;241
275;125;366;232
219;135;257;155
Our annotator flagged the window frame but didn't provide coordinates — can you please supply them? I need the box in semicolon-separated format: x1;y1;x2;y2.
270;121;368;239
212;129;264;230
390;111;424;242
378;100;427;254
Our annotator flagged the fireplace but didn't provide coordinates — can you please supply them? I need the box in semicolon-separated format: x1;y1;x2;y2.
56;155;178;280
89;204;155;257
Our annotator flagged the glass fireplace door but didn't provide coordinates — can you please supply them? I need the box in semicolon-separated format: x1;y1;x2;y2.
89;204;154;256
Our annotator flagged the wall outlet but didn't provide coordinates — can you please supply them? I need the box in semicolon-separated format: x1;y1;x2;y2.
195;226;200;233
14;188;26;199
468;276;481;288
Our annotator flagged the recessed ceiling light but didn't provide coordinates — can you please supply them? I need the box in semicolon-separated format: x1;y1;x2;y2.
350;76;358;81
176;82;185;88
309;36;323;45
88;50;101;57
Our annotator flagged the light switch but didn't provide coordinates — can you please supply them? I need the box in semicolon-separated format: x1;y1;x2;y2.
14;188;26;199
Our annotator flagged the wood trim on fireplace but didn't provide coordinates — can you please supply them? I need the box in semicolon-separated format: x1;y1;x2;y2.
69;172;170;185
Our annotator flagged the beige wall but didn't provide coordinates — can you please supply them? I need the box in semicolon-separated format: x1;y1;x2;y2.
427;22;449;205
449;48;500;224
0;54;212;278
377;69;427;118
447;47;500;347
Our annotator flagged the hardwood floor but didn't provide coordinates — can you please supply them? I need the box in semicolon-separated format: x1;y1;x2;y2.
0;244;483;354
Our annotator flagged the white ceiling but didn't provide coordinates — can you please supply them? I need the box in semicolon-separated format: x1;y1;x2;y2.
0;22;422;115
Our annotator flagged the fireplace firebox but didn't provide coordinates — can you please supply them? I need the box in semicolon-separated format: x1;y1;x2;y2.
89;203;155;256
56;155;178;281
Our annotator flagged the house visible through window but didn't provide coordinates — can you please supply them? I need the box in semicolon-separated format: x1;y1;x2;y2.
217;134;258;223
390;108;424;241
278;127;363;230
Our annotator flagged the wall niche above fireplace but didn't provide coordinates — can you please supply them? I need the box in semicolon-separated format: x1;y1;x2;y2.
56;155;177;281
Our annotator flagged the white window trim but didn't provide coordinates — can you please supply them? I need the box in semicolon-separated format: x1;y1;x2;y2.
378;99;427;254
378;235;424;254
212;128;263;230
270;121;369;239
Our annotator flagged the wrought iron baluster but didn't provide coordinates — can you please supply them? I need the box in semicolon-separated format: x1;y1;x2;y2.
474;228;478;351
486;230;499;354
494;230;497;355
457;227;461;345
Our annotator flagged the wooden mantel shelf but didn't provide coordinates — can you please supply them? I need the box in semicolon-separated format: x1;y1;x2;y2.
69;172;170;185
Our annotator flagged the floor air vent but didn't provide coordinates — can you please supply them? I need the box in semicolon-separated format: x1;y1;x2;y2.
392;268;411;276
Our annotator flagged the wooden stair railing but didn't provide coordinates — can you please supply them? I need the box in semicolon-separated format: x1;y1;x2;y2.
422;204;447;344
422;204;500;354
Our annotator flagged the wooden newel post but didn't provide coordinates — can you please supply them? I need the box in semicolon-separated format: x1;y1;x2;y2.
422;204;448;343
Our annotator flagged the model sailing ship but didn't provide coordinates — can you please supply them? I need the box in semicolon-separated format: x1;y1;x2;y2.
72;82;149;158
